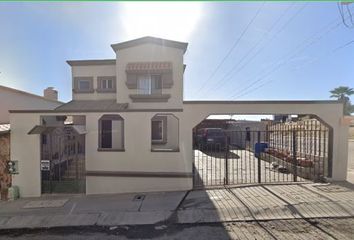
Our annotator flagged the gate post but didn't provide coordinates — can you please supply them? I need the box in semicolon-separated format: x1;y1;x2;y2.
292;130;298;182
224;136;229;185
257;131;261;183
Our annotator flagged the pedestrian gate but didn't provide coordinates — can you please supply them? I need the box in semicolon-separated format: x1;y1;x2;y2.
40;126;86;194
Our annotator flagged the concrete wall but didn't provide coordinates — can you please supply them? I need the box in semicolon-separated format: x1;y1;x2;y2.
0;88;62;124
10;113;41;197
72;64;116;101
182;101;348;182
115;43;185;109
226;121;269;149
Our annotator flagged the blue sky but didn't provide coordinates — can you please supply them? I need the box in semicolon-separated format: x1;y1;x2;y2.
0;2;353;103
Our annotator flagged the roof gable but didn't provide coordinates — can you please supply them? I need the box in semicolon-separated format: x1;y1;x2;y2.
111;36;188;53
0;85;63;104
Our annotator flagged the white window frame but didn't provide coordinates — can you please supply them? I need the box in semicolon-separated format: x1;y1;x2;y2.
137;74;161;95
98;115;125;151
152;119;164;142
101;79;113;90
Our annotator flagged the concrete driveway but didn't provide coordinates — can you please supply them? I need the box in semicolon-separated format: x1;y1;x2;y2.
194;149;308;188
178;183;354;223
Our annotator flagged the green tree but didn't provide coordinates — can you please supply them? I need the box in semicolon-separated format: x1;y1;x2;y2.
330;86;354;115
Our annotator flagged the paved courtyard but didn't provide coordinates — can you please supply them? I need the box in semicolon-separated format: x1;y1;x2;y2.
194;149;307;187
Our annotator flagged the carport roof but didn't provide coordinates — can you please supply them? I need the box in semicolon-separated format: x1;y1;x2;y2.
28;125;87;135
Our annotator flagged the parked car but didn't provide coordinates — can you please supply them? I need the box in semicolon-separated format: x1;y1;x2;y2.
195;128;226;150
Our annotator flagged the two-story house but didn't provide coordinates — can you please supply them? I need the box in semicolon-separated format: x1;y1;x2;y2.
9;36;348;197
10;37;191;196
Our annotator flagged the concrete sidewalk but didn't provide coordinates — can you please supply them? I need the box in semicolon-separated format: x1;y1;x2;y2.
1;182;354;230
0;191;186;229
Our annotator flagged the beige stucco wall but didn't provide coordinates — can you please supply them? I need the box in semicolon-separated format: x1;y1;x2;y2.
86;176;190;194
72;64;116;101
10;113;41;197
115;43;185;109
0;88;61;124
85;112;185;172
182;102;348;181
10;111;190;196
10;101;348;197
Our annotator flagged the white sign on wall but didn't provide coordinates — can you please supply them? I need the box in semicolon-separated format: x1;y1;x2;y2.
40;160;50;171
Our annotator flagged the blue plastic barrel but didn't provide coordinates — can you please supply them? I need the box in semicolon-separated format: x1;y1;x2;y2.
254;142;269;158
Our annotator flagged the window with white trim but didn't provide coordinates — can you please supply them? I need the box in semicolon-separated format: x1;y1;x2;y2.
151;114;179;152
137;74;162;95
98;115;124;151
101;79;113;90
152;119;164;142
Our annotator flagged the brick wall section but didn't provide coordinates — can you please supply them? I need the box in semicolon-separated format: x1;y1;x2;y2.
0;133;11;192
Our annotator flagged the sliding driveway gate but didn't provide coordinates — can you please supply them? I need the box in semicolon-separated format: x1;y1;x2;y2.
193;121;330;188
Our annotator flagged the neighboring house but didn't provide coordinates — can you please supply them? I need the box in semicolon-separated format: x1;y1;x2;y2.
9;36;348;197
194;119;237;131
0;85;62;124
226;120;270;149
0;86;61;199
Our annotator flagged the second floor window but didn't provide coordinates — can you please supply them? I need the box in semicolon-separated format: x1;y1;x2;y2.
101;79;113;90
78;79;91;90
137;74;162;95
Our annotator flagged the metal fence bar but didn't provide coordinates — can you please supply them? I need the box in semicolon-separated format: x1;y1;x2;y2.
257;131;261;183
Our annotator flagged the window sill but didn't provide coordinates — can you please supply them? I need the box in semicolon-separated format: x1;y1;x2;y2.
151;149;180;152
152;141;167;145
73;89;95;94
97;148;125;152
129;94;171;102
96;89;117;93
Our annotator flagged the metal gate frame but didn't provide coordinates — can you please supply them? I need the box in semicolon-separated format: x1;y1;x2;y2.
193;126;330;189
40;126;86;194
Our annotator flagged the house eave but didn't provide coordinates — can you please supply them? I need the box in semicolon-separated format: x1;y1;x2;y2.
183;100;343;105
9;109;184;113
66;59;116;66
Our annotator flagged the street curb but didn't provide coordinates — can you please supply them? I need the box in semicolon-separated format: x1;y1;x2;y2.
1;215;354;233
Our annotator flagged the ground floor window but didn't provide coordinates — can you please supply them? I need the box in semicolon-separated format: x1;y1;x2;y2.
152;117;166;143
151;114;179;152
98;115;124;151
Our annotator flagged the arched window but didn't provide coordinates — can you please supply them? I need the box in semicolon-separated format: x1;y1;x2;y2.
98;115;124;151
